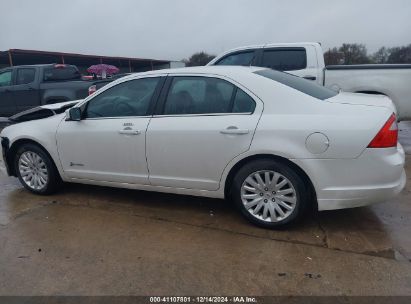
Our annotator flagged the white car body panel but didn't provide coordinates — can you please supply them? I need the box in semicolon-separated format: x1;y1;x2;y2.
56;117;151;184
293;145;406;210
0;66;406;212
147;113;261;190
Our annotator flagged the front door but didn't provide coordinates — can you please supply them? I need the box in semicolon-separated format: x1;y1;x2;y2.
0;69;15;117
10;67;40;113
146;75;262;191
56;76;163;184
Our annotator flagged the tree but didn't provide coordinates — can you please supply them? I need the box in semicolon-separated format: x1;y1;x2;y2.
183;52;216;67
338;43;370;64
371;47;390;64
324;47;344;65
387;44;411;63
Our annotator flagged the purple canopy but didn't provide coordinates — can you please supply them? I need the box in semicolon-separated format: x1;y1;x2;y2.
87;64;119;76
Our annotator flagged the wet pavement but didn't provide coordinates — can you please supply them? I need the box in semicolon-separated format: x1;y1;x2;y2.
0;123;410;295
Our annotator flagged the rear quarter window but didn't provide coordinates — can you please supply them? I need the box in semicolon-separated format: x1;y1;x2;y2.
254;69;337;100
43;65;81;81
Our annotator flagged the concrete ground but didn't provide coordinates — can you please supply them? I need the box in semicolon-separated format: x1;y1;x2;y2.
0;123;410;296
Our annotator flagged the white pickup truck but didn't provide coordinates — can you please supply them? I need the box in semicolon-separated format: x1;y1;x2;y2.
207;42;411;120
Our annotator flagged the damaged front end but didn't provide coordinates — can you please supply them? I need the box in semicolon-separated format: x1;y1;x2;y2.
0;100;80;128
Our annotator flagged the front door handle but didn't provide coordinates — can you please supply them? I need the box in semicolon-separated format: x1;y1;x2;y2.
118;129;141;135
220;127;250;135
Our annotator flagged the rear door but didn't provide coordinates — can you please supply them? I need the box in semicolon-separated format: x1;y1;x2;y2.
258;46;319;82
146;75;262;191
0;69;14;116
9;67;40;113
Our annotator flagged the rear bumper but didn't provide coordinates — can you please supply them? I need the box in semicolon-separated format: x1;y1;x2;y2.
295;143;406;211
317;169;406;210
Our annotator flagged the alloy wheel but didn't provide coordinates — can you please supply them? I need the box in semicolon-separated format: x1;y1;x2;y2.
18;151;49;191
240;170;297;222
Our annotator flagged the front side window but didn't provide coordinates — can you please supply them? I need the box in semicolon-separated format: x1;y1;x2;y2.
85;77;160;118
215;51;255;66
163;76;255;115
16;68;36;85
0;71;12;87
262;48;307;71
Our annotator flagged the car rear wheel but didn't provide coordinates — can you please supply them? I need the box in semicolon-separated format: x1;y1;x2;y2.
15;143;62;195
231;159;309;228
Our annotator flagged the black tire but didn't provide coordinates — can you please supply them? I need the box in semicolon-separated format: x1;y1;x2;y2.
14;143;62;195
231;159;310;228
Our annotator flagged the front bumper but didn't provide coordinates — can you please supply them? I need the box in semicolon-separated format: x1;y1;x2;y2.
0;137;10;176
294;143;407;211
0;117;11;129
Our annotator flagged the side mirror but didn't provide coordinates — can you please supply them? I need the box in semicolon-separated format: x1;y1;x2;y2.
67;107;82;121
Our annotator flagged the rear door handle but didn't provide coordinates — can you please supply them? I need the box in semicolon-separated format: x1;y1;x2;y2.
220;127;250;135
118;129;141;135
303;76;317;81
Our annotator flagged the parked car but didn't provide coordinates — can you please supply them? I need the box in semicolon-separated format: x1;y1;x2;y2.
0;64;99;117
207;42;411;121
0;66;405;228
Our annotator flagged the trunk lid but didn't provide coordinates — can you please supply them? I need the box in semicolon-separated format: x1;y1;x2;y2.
327;92;397;116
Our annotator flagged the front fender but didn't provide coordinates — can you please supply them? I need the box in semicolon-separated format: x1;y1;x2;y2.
1;114;66;178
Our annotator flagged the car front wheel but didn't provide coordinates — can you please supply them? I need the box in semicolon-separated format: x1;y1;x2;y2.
231;159;309;228
15;143;61;195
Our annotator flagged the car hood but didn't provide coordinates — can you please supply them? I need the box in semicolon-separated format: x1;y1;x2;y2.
327;92;397;116
35;100;80;111
8;100;81;124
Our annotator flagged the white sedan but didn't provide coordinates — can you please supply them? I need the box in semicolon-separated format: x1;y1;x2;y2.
0;66;406;228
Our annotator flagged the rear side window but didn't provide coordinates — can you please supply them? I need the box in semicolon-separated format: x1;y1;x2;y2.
16;68;36;85
43;65;81;81
163;76;255;115
215;51;255;66
262;48;307;71
254;69;337;100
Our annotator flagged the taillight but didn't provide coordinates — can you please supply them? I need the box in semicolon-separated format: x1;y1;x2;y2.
88;85;97;95
368;114;398;148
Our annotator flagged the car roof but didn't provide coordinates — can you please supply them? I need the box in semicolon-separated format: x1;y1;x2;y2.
206;42;321;65
122;65;266;80
217;42;319;53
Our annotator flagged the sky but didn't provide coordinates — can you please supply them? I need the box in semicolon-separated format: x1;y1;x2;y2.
1;0;410;61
